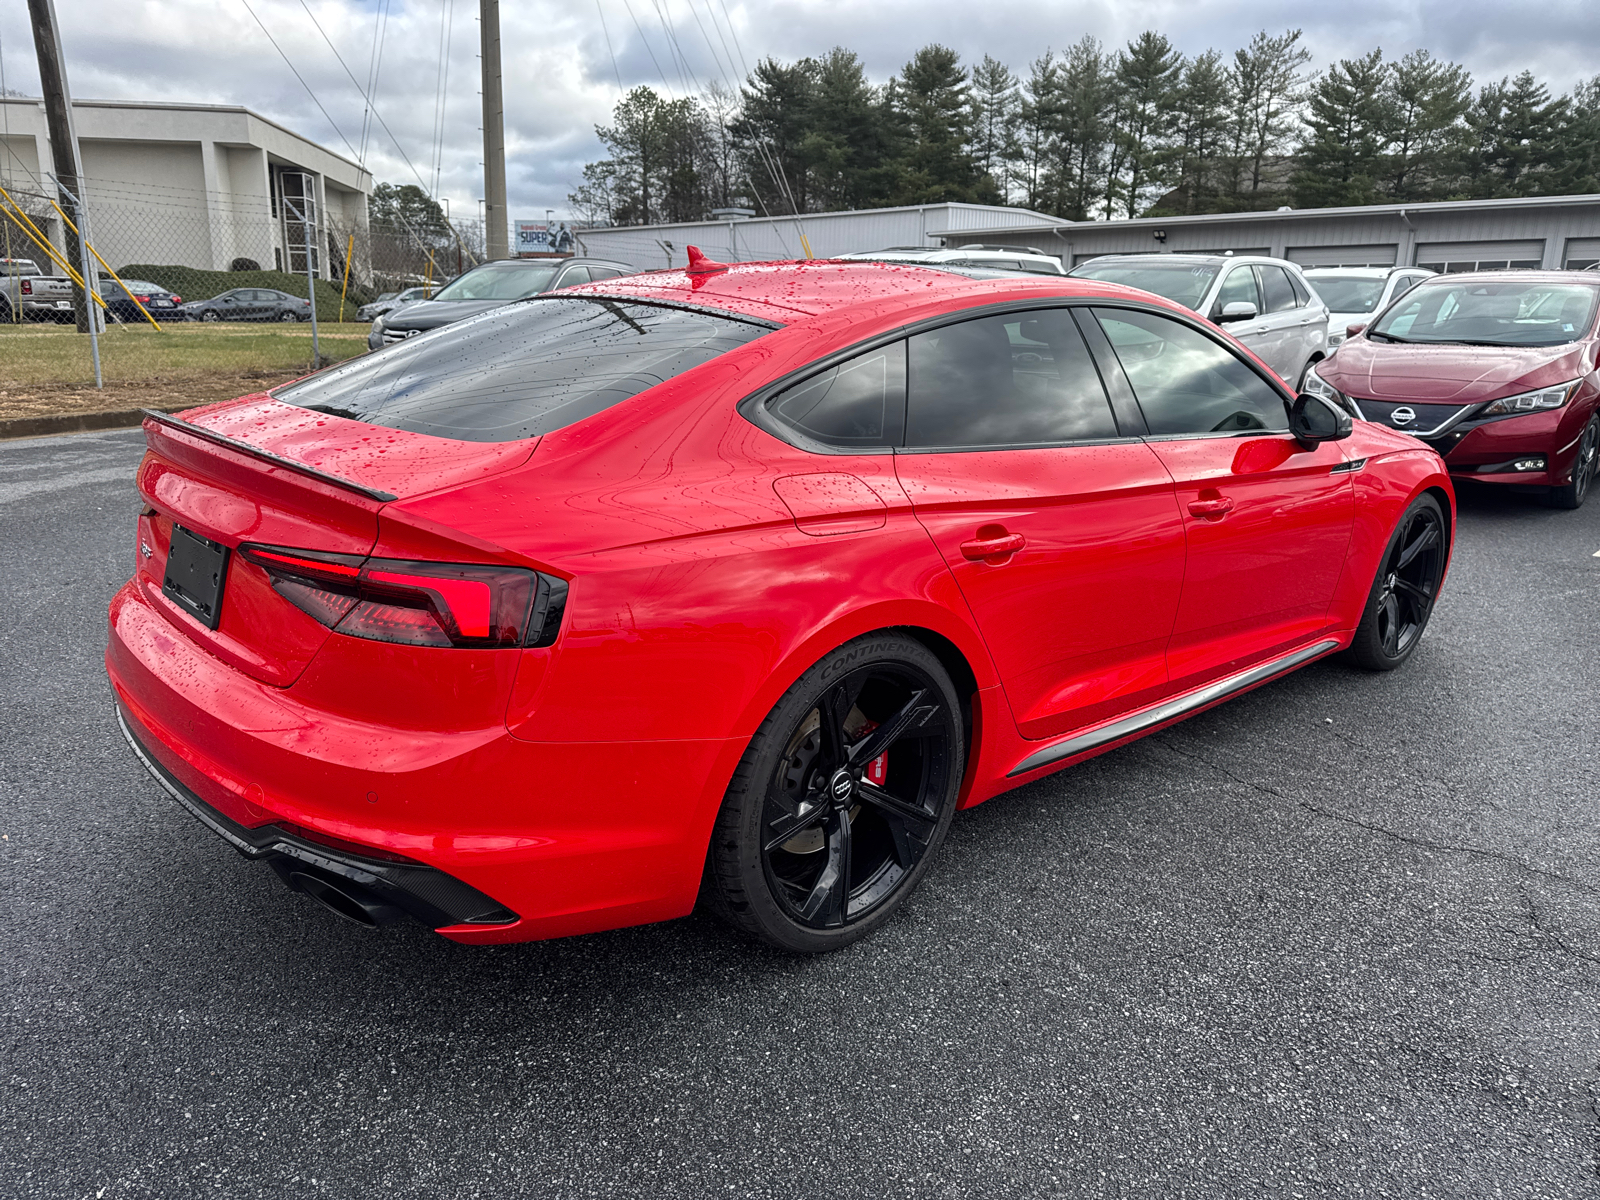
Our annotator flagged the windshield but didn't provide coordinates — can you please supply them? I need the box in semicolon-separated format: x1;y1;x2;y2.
275;296;776;442
431;262;561;302
1069;261;1219;310
1307;275;1387;313
1371;280;1599;347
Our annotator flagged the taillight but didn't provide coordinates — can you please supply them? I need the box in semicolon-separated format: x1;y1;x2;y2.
238;544;567;648
20;279;31;295
134;293;151;303
170;294;183;304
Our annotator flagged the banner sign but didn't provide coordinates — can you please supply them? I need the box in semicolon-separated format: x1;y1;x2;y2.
515;221;575;257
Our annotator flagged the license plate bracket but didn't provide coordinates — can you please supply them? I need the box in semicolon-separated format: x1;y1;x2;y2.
163;524;230;629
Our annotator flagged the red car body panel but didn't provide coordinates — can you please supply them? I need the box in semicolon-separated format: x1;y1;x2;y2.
106;260;1456;943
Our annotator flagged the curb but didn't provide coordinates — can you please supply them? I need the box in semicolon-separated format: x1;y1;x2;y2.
0;407;181;441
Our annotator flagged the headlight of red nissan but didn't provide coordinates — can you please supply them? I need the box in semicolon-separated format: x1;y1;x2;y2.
1480;380;1580;416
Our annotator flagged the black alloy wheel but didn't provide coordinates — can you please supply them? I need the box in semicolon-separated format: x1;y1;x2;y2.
1547;417;1598;510
705;633;964;952
1345;493;1448;670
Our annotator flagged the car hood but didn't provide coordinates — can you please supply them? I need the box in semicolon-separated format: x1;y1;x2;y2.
381;299;514;331
1322;337;1593;404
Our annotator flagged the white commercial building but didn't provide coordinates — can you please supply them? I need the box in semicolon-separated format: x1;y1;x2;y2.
0;98;371;277
573;203;1059;271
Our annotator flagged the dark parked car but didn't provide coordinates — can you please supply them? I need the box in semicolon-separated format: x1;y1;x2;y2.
368;257;632;349
179;288;313;323
356;285;437;323
100;279;183;323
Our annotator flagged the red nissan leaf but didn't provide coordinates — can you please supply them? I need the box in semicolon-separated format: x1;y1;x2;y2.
1305;271;1600;509
108;254;1454;953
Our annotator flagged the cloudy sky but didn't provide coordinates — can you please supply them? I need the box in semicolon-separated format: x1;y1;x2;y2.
1;0;1596;223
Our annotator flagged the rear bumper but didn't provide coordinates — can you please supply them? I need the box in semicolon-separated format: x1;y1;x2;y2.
106;578;738;943
118;705;519;930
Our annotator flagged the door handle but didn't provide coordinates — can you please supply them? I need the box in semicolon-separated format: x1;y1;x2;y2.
960;532;1026;561
1188;496;1235;520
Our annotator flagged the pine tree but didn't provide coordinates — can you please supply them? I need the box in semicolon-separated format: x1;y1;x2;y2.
1293;49;1393;208
733;60;818;214
971;55;1021;204
893;45;982;203
1227;29;1312;206
1110;32;1184;218
1381;50;1472;202
1460;71;1568;198
1052;36;1116;220
1162;50;1231;213
1011;52;1060;213
804;49;894;210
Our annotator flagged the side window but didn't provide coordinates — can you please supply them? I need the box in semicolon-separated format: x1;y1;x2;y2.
588;267;622;281
1213;267;1261;317
767;341;906;449
1289;272;1313;307
1391;274;1422;299
559;266;592;286
905;309;1120;448
1091;308;1289;437
1258;266;1297;313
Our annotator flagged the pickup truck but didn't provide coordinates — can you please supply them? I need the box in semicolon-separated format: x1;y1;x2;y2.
1;257;78;322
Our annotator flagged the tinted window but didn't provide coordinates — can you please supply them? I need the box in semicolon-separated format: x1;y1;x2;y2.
1258;266;1297;313
1070;260;1219;310
559;266;592;286
1289;273;1313;307
1214;267;1260;316
906;310;1119;448
768;342;906;448
1391;274;1424;298
433;261;562;302
1092;308;1288;436
276;297;774;442
589;267;623;281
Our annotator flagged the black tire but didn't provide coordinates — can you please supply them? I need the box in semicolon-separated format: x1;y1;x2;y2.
1344;493;1448;671
201;310;222;322
278;310;298;322
704;632;965;953
1545;417;1597;510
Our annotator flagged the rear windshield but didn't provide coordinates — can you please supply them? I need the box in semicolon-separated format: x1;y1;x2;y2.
1307;275;1387;313
275;296;776;442
1069;260;1219;310
432;261;561;302
1370;280;1600;347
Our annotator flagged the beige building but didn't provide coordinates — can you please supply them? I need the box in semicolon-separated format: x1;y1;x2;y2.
0;98;370;277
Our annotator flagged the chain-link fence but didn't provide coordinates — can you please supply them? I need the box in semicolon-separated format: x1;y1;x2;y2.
0;170;485;422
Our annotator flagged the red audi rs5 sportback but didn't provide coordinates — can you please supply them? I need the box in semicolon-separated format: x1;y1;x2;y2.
108;253;1455;953
1305;271;1600;509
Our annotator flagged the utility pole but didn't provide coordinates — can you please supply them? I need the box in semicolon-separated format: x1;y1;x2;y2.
479;0;507;261
26;0;90;334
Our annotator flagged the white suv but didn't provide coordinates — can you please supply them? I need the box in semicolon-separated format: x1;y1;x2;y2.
1069;253;1330;387
1302;266;1435;350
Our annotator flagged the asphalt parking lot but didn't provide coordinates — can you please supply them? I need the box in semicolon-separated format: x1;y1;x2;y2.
3;427;1598;1199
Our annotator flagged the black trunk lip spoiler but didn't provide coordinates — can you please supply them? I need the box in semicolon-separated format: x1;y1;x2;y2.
140;408;399;503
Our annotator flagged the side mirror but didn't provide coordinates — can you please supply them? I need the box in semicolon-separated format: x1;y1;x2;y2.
1217;301;1258;323
1290;392;1353;449
1345;323;1366;338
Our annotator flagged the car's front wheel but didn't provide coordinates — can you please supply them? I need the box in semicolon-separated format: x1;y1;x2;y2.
1546;416;1597;510
704;633;965;953
278;310;299;323
201;310;222;322
1344;493;1448;671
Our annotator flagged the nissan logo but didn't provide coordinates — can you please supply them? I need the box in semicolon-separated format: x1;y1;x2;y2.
1390;406;1417;427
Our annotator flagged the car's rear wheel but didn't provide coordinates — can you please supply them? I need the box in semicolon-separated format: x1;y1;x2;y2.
1344;493;1448;671
704;633;964;953
278;310;298;323
1546;416;1597;510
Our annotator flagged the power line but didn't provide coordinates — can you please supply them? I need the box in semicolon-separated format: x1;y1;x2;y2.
596;0;624;92
236;0;359;160
619;0;673;99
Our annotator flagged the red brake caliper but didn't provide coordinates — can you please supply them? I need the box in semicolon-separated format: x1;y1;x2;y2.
857;720;889;786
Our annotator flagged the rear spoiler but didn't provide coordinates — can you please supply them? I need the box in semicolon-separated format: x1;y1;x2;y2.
141;409;399;503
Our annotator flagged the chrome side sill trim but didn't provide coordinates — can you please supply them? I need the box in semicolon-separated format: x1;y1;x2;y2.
141;409;399;503
1007;637;1342;777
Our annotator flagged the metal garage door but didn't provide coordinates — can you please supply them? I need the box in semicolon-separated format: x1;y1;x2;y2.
1415;240;1545;272
1287;244;1397;267
1563;238;1600;269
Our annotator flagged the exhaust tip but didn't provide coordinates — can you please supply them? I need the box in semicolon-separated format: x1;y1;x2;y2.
289;871;399;928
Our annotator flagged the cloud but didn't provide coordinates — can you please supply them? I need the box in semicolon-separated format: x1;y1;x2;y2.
1;0;1595;222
